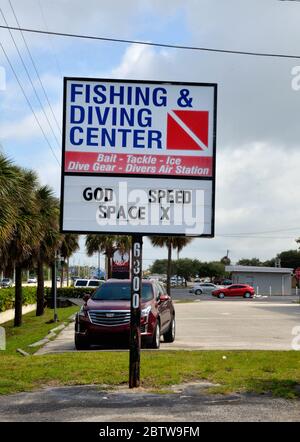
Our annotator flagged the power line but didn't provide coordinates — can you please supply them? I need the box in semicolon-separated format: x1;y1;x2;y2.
37;0;63;78
0;41;60;165
216;234;295;239
8;0;62;135
217;226;300;235
0;8;61;149
0;24;300;60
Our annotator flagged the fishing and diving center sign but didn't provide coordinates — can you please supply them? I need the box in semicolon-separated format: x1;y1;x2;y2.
60;78;217;236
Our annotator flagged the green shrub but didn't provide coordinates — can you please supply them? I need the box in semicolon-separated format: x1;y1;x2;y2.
0;287;37;312
45;286;96;299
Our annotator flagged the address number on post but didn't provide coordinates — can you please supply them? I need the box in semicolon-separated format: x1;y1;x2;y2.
132;242;141;309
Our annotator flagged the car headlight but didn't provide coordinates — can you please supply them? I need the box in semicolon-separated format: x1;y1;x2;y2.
78;306;87;318
141;305;151;318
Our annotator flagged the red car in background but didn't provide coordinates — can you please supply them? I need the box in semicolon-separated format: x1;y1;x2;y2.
212;284;255;299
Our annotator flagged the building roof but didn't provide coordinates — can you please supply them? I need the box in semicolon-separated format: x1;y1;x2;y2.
225;265;293;274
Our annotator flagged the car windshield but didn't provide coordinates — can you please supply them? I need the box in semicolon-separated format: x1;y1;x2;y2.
88;281;100;287
75;280;88;287
2;279;9;282
92;282;153;301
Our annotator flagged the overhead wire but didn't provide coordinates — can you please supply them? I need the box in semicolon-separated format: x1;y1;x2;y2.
0;40;60;165
0;24;300;60
0;7;61;149
8;0;62;134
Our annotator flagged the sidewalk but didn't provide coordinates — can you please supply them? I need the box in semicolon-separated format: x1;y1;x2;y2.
35;321;76;355
0;304;36;325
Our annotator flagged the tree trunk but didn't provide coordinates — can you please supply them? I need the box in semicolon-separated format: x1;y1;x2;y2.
36;260;45;316
51;262;56;309
166;241;172;296
60;264;64;288
107;253;112;279
14;265;23;327
66;257;70;287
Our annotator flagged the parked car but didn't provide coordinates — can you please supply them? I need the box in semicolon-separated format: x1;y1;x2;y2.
75;279;176;350
27;277;37;284
0;278;12;288
170;275;185;286
74;279;104;289
221;279;233;286
190;282;223;295
212;284;255;299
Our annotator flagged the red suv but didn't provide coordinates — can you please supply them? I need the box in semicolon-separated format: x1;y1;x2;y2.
212;284;255;299
75;279;175;350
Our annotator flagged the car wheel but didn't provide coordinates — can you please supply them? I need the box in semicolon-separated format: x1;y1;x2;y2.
149;321;161;349
163;316;176;343
75;334;90;350
195;289;202;296
244;292;251;298
218;293;225;299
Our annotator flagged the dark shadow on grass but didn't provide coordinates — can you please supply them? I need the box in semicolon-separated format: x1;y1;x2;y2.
244;379;300;399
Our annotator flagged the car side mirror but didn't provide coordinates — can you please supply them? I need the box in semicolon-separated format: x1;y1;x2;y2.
159;294;169;302
83;293;90;303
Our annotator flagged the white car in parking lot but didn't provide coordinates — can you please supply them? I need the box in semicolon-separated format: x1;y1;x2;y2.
190;282;224;295
27;277;37;284
74;279;104;289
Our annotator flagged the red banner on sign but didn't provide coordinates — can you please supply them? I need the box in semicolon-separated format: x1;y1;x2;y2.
65;151;213;177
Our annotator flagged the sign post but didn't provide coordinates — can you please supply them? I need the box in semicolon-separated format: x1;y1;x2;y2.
129;234;143;388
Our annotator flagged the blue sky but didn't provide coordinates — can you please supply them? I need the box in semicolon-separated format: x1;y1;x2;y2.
1;0;300;268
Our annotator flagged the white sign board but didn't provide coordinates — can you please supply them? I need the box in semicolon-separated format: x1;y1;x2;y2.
61;78;217;236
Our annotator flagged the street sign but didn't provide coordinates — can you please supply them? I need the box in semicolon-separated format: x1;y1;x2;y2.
60;78;217;388
60;78;217;237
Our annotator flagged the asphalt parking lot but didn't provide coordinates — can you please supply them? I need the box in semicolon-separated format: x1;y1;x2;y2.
1;384;300;422
36;291;300;354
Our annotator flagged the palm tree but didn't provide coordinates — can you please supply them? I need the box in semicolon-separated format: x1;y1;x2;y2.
150;236;193;295
85;235;130;279
0;155;21;253
59;234;79;287
5;169;42;326
34;186;60;316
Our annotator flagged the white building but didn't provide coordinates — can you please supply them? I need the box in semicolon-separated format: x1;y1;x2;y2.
225;265;293;296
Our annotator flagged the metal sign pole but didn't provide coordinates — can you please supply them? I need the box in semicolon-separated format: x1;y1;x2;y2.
53;254;58;322
129;234;143;388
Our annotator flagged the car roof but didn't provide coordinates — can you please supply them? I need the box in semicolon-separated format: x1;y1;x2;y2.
105;279;152;284
76;278;100;281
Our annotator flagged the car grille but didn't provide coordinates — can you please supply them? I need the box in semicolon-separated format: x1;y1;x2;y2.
88;310;131;327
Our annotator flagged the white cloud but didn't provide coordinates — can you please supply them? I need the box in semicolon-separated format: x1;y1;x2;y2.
0;100;61;140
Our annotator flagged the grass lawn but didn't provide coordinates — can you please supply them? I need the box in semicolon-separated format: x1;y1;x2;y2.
0;308;300;398
0;351;300;398
1;306;79;355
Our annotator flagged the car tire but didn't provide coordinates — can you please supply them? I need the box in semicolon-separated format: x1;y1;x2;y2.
195;289;202;296
218;293;225;299
75;334;90;350
244;292;251;298
163;316;176;343
149;321;161;349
